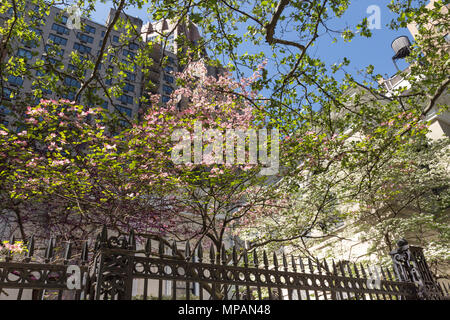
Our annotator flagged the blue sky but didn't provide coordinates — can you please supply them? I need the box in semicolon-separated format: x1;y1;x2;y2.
88;0;412;81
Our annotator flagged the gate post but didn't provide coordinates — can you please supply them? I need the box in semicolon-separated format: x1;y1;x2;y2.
90;226;135;300
390;239;444;300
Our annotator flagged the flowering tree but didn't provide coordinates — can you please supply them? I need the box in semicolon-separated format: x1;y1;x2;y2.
0;0;448;274
0;61;282;259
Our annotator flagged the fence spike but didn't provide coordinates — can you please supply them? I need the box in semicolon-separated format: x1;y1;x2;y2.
291;255;297;272
45;237;55;260
316;258;322;275
27;235;35;258
380;266;388;281
185;241;191;260
263;250;269;269
307;257;314;273
172;240;177;257
221;245;227;265
81;241;88;262
197;244;203;262
272;252;278;270
94;233;101;251
323;259;330;274
299;257;305;273
282;253;288;271
346;263;353;278
232;246;238;266
159;239;164;257
64;241;72;261
253;250;259;268
385;267;394;281
100;225;108;244
359;263;368;278
243;249;249;267
353;263;360;278
332;259;338;275
338;261;346;276
128;229;136;250
209;244;215;264
145;238;152;256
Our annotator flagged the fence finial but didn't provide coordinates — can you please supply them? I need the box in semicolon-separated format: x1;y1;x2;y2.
263;250;269;269
172;240;177;257
291;255;297;272
209;244;215;264
282;253;288;271
128;229;136;250
81;241;89;262
253;250;259;268
45;237;55;261
100;225;108;245
221;245;227;265
64;241;72;262
27;235;35;258
145;238;152;256
298;257;305;273
197;243;203;262
185;241;191;260
159;239;164;257
232;246;238;266
243;249;249;267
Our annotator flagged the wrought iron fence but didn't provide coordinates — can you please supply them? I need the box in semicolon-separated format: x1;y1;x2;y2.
1;228;449;300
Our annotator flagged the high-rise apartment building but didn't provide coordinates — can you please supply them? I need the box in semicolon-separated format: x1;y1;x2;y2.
0;4;186;125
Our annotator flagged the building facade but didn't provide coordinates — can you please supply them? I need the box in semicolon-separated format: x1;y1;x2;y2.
0;3;188;126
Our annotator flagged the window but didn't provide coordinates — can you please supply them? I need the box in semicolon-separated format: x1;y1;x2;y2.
22;38;38;48
73;42;91;54
84;24;96;34
99;39;103;46
125;72;135;81
51;23;70;35
67;64;86;76
117;105;132;117
0;105;11;115
61;16;68;24
8;75;23;86
67;64;77;72
77;33;94;44
123;83;134;92
64;76;81;88
17;48;33;59
167;56;175;64
123;49;135;58
3;88;12;99
48;34;68;46
118;94;133;105
29;27;43;36
113;35;119;43
101;101;108;109
163;74;174;84
45;44;65;57
163;84;173;95
62;92;76;101
164;65;174;73
162;95;170;103
105;78;112;85
101;31;105;37
129;43;139;51
45;57;57;65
